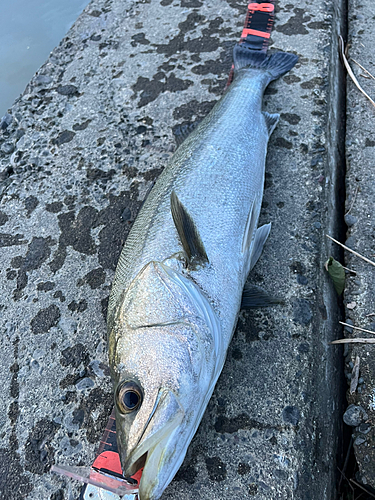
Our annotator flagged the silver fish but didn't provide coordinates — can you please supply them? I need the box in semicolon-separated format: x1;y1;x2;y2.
107;45;297;500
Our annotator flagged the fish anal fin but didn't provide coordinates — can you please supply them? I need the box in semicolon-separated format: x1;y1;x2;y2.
249;223;271;271
170;191;209;268
263;112;279;137
241;283;283;309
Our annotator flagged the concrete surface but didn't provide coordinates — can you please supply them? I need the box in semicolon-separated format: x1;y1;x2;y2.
0;0;348;499
343;0;375;489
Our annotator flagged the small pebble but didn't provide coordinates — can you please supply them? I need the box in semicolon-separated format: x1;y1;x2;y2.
358;423;371;435
347;302;356;310
0;114;12;130
345;237;355;249
282;406;300;426
297;275;308;285
76;377;95;391
354;436;366;446
358;377;364;385
121;207;132;221
343;404;368;427
89;360;105;378
343;319;354;334
34;74;52;85
344;214;357;227
1;143;15;154
31;359;39;369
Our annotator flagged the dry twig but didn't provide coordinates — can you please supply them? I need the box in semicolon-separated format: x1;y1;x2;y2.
350;479;375;499
350;355;360;394
339;35;375;108
338;437;354;491
342;265;357;275
345;184;359;215
326;234;375;268
352;58;375;81
330;338;375;345
340;321;375;335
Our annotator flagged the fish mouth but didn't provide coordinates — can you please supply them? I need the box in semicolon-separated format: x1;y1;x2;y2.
122;389;184;500
124;450;148;478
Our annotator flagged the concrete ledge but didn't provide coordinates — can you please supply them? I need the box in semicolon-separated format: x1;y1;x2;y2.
0;0;347;498
343;0;375;489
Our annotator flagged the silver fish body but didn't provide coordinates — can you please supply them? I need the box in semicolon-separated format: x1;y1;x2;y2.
108;46;297;500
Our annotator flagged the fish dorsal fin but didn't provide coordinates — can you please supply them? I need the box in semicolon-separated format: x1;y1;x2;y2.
241;283;283;309
262;112;279;137
173;121;200;147
170;191;208;268
242;198;258;254
249;223;271;271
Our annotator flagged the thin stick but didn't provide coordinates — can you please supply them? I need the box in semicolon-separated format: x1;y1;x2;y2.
326;234;375;268
366;313;375;317
339;36;375;108
338;437;353;489
350;355;360;394
342;265;357;275
345;184;359;215
330;338;375;345
350;479;375;499
352;58;375;81
340;321;375;335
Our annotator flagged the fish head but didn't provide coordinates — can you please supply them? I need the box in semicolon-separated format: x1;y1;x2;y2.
109;319;216;500
108;261;221;499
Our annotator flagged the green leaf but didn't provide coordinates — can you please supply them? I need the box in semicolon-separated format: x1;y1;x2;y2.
325;256;345;295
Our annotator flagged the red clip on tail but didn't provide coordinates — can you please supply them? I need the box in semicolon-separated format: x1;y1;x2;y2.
247;2;274;13
240;2;274;49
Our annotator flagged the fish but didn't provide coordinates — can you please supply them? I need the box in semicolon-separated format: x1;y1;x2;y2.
107;44;298;500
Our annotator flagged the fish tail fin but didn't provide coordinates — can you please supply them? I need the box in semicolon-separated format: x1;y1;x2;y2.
233;44;298;82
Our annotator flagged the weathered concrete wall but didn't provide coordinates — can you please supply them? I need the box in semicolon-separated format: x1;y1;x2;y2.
343;0;375;489
0;0;346;499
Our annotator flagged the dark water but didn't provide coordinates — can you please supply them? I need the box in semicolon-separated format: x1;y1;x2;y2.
0;0;90;115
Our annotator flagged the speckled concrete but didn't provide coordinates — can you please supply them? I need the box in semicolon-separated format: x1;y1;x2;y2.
0;0;346;499
343;0;375;489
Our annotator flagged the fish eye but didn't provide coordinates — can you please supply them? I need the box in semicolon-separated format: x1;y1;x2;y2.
116;381;143;414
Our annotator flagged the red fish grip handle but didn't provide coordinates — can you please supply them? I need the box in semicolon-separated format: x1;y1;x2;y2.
241;3;274;49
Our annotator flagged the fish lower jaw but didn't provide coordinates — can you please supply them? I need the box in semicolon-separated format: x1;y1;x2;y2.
123;451;147;478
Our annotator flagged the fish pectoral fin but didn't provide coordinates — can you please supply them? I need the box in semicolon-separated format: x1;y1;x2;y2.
170;191;209;267
241;283;283;309
249;223;271;271
263;112;280;137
